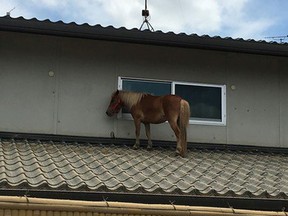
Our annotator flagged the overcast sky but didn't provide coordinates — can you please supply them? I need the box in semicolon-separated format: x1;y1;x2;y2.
1;0;287;42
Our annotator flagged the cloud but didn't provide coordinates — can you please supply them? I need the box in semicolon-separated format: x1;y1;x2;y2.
216;0;275;39
230;19;275;40
150;0;222;33
30;0;67;9
0;0;280;40
100;0;142;27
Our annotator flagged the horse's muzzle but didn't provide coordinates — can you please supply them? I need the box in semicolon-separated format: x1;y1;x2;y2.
106;110;114;117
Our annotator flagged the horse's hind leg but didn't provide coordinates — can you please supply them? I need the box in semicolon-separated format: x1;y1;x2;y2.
145;123;152;150
168;119;181;155
133;118;141;149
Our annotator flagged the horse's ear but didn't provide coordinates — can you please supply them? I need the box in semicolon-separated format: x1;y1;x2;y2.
116;90;119;95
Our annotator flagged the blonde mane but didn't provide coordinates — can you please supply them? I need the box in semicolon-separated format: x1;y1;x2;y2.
118;91;146;110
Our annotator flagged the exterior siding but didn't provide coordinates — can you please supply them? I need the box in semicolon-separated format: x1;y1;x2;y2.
1;31;288;147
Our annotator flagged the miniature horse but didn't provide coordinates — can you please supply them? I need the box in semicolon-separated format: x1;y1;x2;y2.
106;90;190;157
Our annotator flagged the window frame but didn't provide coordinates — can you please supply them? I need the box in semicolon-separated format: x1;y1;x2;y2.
118;76;226;126
172;81;226;126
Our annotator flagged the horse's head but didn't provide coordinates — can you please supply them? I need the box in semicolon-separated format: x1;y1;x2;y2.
106;90;124;116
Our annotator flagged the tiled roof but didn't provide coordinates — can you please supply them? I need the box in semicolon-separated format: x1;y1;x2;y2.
1;137;288;200
1;16;288;57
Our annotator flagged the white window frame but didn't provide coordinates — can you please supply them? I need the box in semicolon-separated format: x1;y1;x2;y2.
118;76;226;126
172;81;226;126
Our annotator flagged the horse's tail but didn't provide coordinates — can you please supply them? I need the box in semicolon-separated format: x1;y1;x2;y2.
179;99;190;157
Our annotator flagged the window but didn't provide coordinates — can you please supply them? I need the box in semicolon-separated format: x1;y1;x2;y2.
173;82;226;125
120;78;171;95
118;77;226;126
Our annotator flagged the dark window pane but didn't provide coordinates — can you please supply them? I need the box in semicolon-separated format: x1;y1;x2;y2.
175;84;222;121
122;79;171;95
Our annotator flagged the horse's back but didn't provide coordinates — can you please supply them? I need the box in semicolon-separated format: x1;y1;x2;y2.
162;94;182;113
141;94;181;111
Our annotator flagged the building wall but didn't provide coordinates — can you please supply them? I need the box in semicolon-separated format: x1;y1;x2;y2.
1;31;288;147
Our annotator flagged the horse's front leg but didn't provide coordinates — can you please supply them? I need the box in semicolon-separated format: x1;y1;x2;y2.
133;118;141;149
144;123;152;150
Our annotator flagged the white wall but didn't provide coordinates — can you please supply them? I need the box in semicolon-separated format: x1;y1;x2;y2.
1;31;288;147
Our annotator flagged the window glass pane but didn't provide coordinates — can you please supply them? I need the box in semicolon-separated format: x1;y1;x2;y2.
175;84;222;121
122;79;171;95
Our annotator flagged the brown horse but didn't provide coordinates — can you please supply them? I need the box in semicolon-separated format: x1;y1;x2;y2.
106;90;190;157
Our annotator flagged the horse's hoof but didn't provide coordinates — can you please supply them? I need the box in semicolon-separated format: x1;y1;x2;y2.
133;145;139;149
147;146;152;151
175;151;186;158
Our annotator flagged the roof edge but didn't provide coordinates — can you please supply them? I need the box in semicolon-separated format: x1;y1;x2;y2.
1;189;287;212
1;131;288;155
1;16;288;57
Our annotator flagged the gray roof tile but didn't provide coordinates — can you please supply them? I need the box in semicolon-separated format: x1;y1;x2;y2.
0;138;288;199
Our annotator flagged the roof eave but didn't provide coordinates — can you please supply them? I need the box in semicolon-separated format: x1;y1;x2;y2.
2;189;288;212
1;16;288;57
